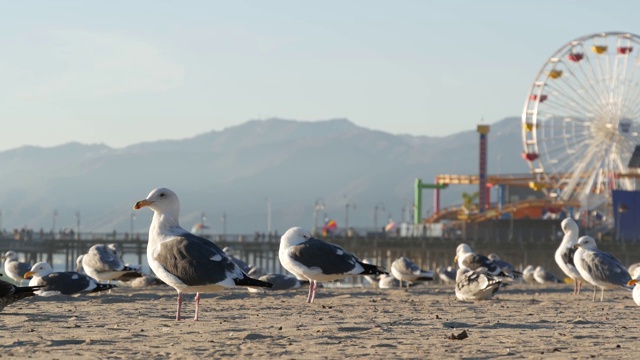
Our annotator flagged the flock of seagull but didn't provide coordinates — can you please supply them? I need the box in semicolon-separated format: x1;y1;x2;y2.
2;187;640;320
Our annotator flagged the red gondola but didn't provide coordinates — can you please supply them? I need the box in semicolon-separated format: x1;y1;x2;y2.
521;152;539;161
618;46;633;54
567;53;584;62
530;94;548;102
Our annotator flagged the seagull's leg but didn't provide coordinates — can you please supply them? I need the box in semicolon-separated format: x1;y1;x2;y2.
306;281;313;303
577;280;582;295
592;286;597;301
600;288;604;302
194;292;201;321
176;291;183;321
572;280;577;295
309;281;317;303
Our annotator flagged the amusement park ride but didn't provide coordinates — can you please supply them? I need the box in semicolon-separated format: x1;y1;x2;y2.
419;32;640;234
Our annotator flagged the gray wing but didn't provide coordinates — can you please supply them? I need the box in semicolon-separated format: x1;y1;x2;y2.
85;245;123;272
155;233;240;286
7;261;31;277
582;250;631;286
288;238;358;275
394;257;420;275
40;272;93;295
462;254;500;274
230;256;251;273
259;274;299;290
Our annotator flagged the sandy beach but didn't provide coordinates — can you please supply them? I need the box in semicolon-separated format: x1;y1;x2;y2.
1;282;639;359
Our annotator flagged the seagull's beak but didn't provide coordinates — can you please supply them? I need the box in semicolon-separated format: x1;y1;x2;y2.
573;244;580;250
24;271;35;279
628;279;638;287
454;255;458;263
134;199;154;210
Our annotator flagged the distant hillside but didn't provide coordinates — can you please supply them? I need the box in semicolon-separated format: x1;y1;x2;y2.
0;117;529;234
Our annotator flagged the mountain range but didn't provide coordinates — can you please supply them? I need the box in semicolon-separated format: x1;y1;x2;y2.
0;117;529;234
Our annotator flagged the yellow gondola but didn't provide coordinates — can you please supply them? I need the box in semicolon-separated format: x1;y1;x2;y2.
591;45;607;54
548;70;563;79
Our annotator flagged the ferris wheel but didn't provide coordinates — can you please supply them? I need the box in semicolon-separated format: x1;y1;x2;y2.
522;31;640;211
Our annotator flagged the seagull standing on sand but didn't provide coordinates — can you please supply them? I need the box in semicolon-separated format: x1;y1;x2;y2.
134;187;272;320
455;268;502;301
278;227;387;303
0;278;42;311
574;236;632;301
554;217;584;294
2;251;32;285
24;262;115;296
390;257;433;289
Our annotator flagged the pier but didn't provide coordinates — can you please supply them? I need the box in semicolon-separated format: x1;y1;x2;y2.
2;219;640;278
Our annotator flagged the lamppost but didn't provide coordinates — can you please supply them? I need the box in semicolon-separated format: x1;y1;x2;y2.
75;211;80;239
52;209;58;234
266;197;272;233
344;198;356;232
130;212;136;237
220;212;227;238
313;197;325;236
373;202;386;231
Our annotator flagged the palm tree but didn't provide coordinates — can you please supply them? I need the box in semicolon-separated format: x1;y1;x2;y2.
461;191;479;213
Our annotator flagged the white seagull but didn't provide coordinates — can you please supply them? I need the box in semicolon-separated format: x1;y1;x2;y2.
554;217;584;294
2;251;32;285
390;257;433;288
279;227;387;303
25;262;115;296
573;236;632;301
628;279;640;306
533;266;561;284
81;244;142;283
522;265;536;284
455;268;502;301
134;187;272;320
455;244;513;278
436;266;457;285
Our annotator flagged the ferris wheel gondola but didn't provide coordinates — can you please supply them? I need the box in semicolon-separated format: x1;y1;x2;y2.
522;32;640;214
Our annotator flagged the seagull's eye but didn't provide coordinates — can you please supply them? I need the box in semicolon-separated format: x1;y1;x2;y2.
160;193;165;197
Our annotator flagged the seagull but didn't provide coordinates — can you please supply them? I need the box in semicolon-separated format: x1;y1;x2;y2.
436;266;457;285
628;279;640;306
455;243;513;278
522;265;536;284
390;257;433;289
134;187;272;320
0;278;42;311
378;273;413;289
223;246;252;273
278;226;387;303
574;236;632;301
627;262;640;280
533;266;561;284
455;268;502;301
487;253;518;278
554;217;584;294
24;262;116;296
2;251;32;285
245;267;301;293
81;244;142;283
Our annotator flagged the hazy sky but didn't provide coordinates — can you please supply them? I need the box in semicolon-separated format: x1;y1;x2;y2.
1;1;638;151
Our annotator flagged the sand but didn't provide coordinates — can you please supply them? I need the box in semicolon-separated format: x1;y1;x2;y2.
1;282;639;359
